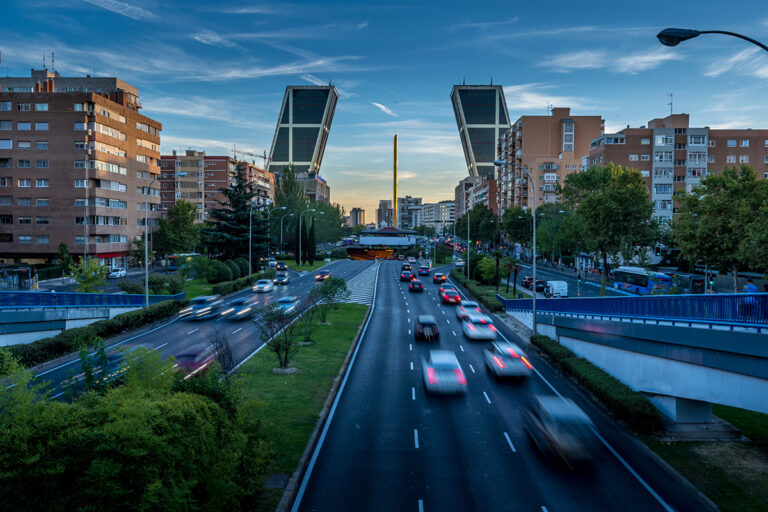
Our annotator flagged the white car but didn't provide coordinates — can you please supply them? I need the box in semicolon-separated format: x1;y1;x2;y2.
456;301;481;321
455;259;465;268
462;313;497;341
268;258;277;268
107;268;126;279
422;350;467;395
484;340;533;380
253;279;274;292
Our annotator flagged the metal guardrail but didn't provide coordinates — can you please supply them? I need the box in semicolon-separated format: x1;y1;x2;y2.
0;291;186;309
497;292;768;331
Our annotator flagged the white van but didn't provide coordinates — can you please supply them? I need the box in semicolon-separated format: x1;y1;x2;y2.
544;280;568;298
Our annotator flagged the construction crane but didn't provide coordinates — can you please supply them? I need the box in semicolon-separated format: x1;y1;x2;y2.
232;144;269;169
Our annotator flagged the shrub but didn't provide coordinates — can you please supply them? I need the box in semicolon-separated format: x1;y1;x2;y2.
225;260;241;280
118;279;144;295
233;257;249;276
166;274;185;295
148;274;167;294
207;260;232;284
329;247;348;259
530;334;573;366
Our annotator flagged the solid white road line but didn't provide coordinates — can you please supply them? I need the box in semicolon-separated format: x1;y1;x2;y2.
452;330;457;336
469;364;475;374
154;342;168;351
410;361;414;370
414;429;419;449
541;507;549;512
186;328;198;335
232;327;242;334
483;391;491;404
504;432;517;453
412;387;415;401
459;345;464;352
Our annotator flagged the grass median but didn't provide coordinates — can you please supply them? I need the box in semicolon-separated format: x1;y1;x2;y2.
284;260;329;272
235;303;368;511
183;277;213;299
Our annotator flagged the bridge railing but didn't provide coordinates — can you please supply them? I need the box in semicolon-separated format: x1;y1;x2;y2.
497;292;768;330
0;291;186;309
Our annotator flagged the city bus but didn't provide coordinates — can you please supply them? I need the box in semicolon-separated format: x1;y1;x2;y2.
613;266;672;295
167;253;199;271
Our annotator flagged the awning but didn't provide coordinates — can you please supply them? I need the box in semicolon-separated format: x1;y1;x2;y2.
96;252;125;258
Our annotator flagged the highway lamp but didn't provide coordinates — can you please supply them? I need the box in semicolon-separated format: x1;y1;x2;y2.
298;208;316;268
657;28;768;52
496;159;537;334
280;213;294;253
466;209;470;281
144;175;159;308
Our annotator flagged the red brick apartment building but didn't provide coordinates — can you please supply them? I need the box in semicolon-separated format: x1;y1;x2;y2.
0;69;161;268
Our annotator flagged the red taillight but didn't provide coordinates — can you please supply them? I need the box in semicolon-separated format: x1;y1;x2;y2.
480;318;487;324
475;307;482;313
454;368;466;385
427;367;438;384
468;323;476;331
506;347;519;357
490;325;498;332
521;356;533;369
493;355;506;368
443;295;449;300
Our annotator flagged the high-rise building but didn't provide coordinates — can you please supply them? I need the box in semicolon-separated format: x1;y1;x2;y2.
397;196;422;230
467;179;499;216
0;68;161;268
349;207;365;226
454;175;483;218
589;113;768;223
451;84;510;179
420;200;455;234
497;107;603;211
267;85;338;204
376;199;393;228
159;151;274;222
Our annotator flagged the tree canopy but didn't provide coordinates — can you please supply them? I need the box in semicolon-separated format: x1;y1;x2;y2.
154;199;200;259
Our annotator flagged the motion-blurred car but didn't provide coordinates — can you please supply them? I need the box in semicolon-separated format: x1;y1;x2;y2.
407;257;417;263
398;255;405;261
456;300;481;320
535;279;546;292
220;297;257;320
268;258;277;268
440;288;461;305
107;267;126;279
400;271;413;282
273;271;290;285
418;265;430;276
525;395;596;466
174;343;217;379
275;296;301;315
180;295;223;320
455;259;465;268
401;263;412;271
253;279;274;292
414;315;439;341
315;270;331;281
422;350;466;394
409;280;424;292
275;261;288;271
484;340;533;379
462;313;497;340
432;273;447;283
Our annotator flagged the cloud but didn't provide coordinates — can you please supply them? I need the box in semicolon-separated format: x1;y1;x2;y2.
614;49;683;73
541;48;682;74
82;0;154;20
503;83;598;111
192;30;238;48
372;102;398;117
541;50;606;70
356;21;369;29
452;17;519;30
704;48;768;79
300;74;328;86
141;96;274;132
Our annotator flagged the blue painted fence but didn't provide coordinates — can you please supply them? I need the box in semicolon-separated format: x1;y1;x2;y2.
0;291;186;309
497;293;768;330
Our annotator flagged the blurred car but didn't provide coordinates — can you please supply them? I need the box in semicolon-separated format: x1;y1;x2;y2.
440;288;461;305
422;350;467;394
398;255;405;261
174;343;217;379
484;340;533;379
418;265;430;276
525;395;596;466
316;270;331;281
462;313;497;340
401;263;412;271
414;315;439;341
253;279;274;292
180;295;223;320
432;273;447;283
268;258;277;268
273;271;290;285
522;276;533;289
275;261;288;271
455;259;465;268
107;267;126;279
220;297;257;320
386;255;394;260
407;257;417;263
400;271;413;282
275;296;301;315
456;300;481;320
409;280;424;292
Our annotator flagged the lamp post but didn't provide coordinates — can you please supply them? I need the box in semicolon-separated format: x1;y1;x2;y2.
496;159;537;334
657;28;768;52
144;175;159;308
280;213;294;253
298;208;316;268
466;209;470;281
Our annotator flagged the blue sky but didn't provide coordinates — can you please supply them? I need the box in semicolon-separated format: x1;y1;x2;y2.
3;0;768;219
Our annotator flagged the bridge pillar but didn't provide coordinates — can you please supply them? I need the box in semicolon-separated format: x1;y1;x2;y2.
648;395;712;423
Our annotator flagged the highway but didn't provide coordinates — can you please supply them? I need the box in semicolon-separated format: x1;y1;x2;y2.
294;260;711;512
33;259;374;398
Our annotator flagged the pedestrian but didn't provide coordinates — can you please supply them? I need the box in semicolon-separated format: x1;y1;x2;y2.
743;278;758;294
742;278;758;319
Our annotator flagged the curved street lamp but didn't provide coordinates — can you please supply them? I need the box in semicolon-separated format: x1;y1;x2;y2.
144;175;159;308
298;208;316;268
657;28;768;52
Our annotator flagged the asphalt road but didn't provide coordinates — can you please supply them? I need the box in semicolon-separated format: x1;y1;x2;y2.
294;260;711;512
510;264;626;298
33;259;374;398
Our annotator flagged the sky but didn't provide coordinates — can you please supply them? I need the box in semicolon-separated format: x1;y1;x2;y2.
2;0;768;220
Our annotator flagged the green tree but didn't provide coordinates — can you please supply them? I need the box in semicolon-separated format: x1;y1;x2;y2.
274;165;308;252
308;219;317;265
294;217;302;266
501;206;532;247
55;242;74;276
69;259;108;293
476;256;498;285
560;164;655;295
131;233;153;268
455;205;499;249
153;199;200;263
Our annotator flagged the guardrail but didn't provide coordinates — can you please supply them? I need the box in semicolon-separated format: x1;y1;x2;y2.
497;292;768;331
0;291;185;309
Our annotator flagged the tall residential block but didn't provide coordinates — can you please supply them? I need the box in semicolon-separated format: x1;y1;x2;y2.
451;85;510;179
497;107;603;211
376;199;393;228
589;113;768;222
420;200;455;234
0;68;161;268
267;85;338;204
454;175;483;218
349;207;365;226
397;196;422;230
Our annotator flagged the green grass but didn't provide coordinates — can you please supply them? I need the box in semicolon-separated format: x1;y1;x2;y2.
235;303;368;510
284;260;328;272
714;404;768;450
183;278;213;299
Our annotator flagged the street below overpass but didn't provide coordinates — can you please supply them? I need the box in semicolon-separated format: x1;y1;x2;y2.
294;260;711;512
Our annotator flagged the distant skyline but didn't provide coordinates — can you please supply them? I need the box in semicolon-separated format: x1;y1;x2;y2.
3;1;768;219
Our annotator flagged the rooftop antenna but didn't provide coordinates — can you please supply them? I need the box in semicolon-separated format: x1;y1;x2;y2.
462;77;465;86
51;52;54;73
43;53;46;69
668;93;673;115
490;77;493;85
546;102;553;115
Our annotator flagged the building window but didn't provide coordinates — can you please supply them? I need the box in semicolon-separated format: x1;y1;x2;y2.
688;135;706;145
36;198;49;207
18;197;31;206
75;179;88;188
18;236;31;244
739;155;749;163
35;178;49;187
35;141;48;150
727;139;737;147
35;122;48;131
687;168;706;178
708;140;716;147
18;178;31;187
640;155;650;161
628;154;639;161
764;156;768;164
654;151;673;162
17;103;31;111
641;138;650;145
726;155;736;163
654;184;673;194
18;160;31;168
35;160;49;169
0;196;11;205
0;120;10;130
74;161;87;168
0;215;11;224
35;103;48;111
655;135;673;145
36;217;49;225
36;236;49;244
640;170;650;177
675;143;686;150
0;139;10;150
74;122;87;131
18;217;32;224
17;122;31;131
0;177;10;186
17;141;31;150
674;128;687;134
0;102;11;111
708;155;715;163
741;139;750;147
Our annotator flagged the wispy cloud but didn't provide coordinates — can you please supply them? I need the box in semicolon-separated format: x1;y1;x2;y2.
141;96;274;132
541;50;606;70
192;30;238;48
452;17;519;30
704;48;768;79
372;102;398;117
356;21;369;29
503;83;599;112
82;0;154;20
541;48;682;74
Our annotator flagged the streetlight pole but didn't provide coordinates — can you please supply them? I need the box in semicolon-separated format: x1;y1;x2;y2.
298;208;315;268
280;213;294;253
657;28;768;52
249;205;285;275
466;209;470;281
144;175;158;308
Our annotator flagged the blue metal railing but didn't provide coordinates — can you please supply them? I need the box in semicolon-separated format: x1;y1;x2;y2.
497;293;768;330
0;291;185;309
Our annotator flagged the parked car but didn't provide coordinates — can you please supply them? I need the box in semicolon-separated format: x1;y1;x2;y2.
456;300;481;320
316;270;331;281
525;395;596;467
273;271;290;285
175;343;217;379
220;297;257;320
180;295;223;320
432;273;447;283
544;280;568;298
107;268;126;279
275;261;288;271
253;279;274;292
484;340;533;380
275;296;301;315
400;271;413;282
409;280;424;292
418;265;430;276
414;315;440;341
535;279;546;292
522;276;534;289
462;313;497;341
422;350;467;394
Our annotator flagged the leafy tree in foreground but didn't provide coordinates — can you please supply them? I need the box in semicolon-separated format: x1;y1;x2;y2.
501;206;532;249
154;199;200;264
55;242;74;276
257;304;299;369
69;258;108;293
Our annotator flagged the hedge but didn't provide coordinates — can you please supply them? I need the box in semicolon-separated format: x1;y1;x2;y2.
211;269;276;296
233;257;249;276
6;300;184;370
225;260;241;280
529;334;664;435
